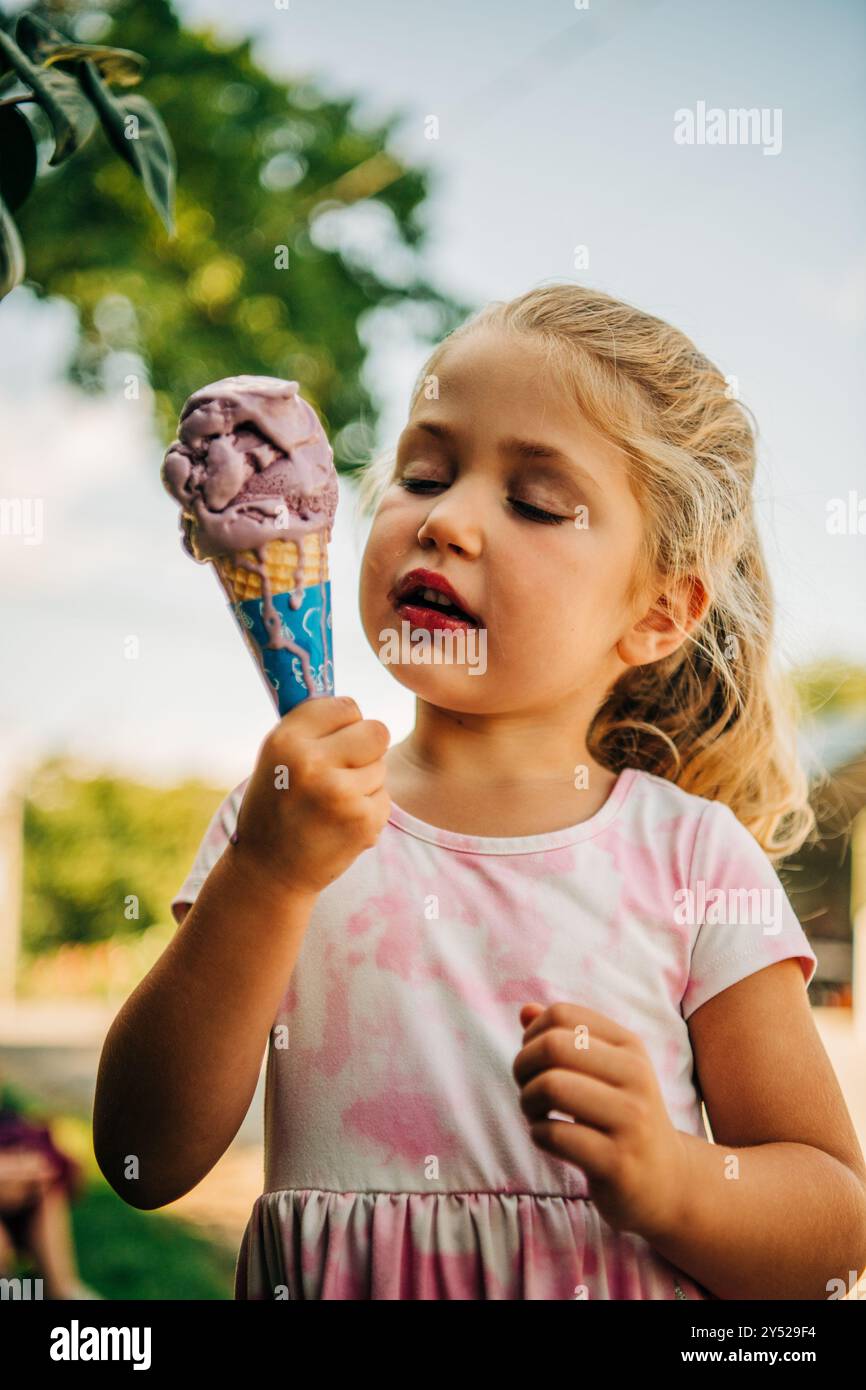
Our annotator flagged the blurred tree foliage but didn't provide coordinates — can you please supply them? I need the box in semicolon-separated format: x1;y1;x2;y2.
21;756;226;951
13;0;470;463
0;5;176;295
793;662;866;717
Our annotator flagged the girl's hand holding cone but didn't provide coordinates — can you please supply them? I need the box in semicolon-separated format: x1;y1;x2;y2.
230;695;391;901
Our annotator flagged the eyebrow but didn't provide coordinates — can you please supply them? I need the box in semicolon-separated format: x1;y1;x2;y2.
404;420;600;492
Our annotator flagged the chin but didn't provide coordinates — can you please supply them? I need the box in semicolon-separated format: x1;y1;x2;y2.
358;608;483;695
383;662;479;699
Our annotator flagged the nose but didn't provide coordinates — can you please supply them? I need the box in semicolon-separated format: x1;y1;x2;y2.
416;479;484;557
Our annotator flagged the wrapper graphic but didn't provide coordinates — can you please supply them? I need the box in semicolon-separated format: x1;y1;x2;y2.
213;533;334;714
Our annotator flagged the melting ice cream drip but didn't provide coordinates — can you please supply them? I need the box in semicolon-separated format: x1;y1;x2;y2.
233;526;331;700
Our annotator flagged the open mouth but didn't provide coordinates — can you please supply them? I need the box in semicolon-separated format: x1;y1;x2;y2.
393;585;481;629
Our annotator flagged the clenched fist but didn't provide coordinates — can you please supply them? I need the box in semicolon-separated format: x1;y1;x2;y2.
232;695;391;899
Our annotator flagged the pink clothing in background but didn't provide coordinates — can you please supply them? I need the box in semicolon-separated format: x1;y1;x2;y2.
171;765;817;1300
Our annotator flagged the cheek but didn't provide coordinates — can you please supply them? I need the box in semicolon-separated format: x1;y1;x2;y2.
496;535;572;602
481;559;565;658
358;515;406;617
493;536;618;635
362;494;416;563
358;540;385;614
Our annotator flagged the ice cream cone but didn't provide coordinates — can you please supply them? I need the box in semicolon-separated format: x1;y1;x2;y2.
212;531;328;603
210;531;334;715
162;376;339;716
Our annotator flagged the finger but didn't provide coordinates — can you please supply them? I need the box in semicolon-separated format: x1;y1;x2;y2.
365;785;393;820
519;1002;545;1027
346;783;391;822
528;1117;615;1180
323;780;391;827
277;693;365;739
521;1000;634;1049
513;1027;629;1089
330;758;388;798
321;716;391;769
518;1067;629;1132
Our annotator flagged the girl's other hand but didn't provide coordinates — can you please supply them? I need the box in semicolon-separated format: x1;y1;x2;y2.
232;695;391;900
513;1001;688;1243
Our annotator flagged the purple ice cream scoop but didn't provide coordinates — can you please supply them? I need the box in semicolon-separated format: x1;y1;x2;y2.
161;374;339;561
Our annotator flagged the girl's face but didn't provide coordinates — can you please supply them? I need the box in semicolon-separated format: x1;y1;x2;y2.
359;326;651;715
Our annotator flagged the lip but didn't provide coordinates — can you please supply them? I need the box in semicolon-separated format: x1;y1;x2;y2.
390;567;482;627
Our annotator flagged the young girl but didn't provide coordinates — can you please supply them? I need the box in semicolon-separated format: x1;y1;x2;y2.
95;283;866;1300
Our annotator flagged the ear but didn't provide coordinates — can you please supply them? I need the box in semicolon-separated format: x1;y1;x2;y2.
617;575;709;667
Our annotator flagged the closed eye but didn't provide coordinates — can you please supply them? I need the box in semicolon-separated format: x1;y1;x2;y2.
398;478;569;525
511;499;569;525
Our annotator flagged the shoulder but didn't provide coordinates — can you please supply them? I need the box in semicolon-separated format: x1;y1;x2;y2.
623;769;734;879
628;768;719;822
630;768;761;846
228;775;251;812
170;775;253;926
622;773;791;923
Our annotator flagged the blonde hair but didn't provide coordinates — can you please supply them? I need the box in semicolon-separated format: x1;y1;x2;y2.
356;281;818;862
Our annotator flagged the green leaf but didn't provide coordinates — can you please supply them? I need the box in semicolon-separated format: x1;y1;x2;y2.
0;103;37;212
15;12;146;88
0;29;96;165
0;187;25;298
79;60;175;235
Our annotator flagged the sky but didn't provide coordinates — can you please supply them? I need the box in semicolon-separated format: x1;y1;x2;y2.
0;0;864;792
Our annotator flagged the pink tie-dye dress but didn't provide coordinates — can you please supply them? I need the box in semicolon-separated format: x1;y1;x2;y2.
171;765;818;1300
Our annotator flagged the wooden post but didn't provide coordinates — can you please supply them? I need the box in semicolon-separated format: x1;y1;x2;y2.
0;785;23;1000
852;807;866;1043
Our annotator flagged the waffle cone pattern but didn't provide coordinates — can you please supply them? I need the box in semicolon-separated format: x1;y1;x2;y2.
213;532;329;603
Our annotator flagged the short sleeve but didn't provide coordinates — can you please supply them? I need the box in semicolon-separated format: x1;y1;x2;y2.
680;799;818;1021
170;777;250;925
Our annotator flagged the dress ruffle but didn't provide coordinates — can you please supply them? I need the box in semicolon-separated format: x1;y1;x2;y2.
235;1189;713;1301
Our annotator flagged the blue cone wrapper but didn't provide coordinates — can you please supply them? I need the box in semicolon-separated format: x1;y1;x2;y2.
228;581;334;715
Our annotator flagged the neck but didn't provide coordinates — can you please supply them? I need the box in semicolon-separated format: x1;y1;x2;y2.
395;697;612;790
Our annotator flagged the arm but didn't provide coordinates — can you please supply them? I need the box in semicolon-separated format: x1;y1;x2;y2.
94;694;389;1212
646;959;866;1300
93;844;317;1210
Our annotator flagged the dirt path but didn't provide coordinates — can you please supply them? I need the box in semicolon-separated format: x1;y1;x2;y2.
160;1141;265;1249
